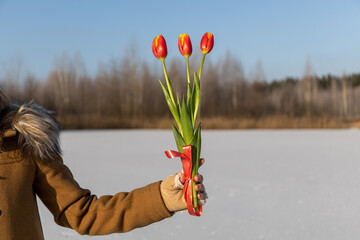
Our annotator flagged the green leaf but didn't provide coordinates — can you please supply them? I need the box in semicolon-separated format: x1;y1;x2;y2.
159;80;181;131
180;97;194;144
162;60;176;106
190;124;198;145
188;72;201;126
189;87;196;125
190;123;201;208
176;93;180;113
195;123;201;174
172;122;185;153
190;123;201;175
187;83;194;126
186;82;192;107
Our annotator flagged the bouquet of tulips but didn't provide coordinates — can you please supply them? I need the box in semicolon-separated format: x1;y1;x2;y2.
152;32;214;216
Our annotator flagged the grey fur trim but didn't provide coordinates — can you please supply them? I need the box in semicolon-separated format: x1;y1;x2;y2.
1;102;62;160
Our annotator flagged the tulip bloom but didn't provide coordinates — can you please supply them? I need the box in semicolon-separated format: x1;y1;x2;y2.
200;32;214;54
152;35;168;60
198;32;214;80
178;33;192;57
153;32;214;216
178;33;192;86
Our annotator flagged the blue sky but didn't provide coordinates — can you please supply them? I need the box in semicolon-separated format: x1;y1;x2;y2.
1;0;360;81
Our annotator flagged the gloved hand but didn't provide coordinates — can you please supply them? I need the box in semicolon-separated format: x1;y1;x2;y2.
160;158;206;213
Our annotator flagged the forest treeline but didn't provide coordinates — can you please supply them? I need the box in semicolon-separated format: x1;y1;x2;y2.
1;53;360;129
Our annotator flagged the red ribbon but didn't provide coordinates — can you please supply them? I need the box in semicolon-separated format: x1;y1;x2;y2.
165;145;202;216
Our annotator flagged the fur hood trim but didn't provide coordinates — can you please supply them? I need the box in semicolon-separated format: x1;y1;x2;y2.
0;102;61;160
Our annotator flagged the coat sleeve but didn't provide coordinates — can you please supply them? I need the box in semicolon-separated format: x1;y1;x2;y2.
33;157;174;235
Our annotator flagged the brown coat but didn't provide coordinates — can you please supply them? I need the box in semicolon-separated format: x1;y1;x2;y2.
0;103;173;240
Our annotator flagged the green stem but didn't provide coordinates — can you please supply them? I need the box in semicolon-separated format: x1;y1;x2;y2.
186;56;191;107
161;59;176;106
192;181;198;209
192;159;199;209
191;143;200;209
186;56;190;85
198;53;206;80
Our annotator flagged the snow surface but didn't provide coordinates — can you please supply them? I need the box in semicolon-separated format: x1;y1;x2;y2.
39;129;360;240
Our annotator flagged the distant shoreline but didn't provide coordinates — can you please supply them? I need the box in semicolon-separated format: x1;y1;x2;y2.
57;116;360;130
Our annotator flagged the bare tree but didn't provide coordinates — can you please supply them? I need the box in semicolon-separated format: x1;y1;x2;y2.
341;73;348;117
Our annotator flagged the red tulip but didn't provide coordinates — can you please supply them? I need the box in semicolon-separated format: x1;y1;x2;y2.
200;32;214;54
152;35;167;60
178;33;192;57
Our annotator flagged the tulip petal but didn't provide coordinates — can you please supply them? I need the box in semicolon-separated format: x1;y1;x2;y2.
200;32;214;54
152;35;168;59
178;33;192;57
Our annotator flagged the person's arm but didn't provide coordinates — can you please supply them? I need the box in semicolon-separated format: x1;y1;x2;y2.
33;157;173;235
5;102;205;235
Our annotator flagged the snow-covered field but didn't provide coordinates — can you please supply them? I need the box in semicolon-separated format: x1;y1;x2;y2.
39;129;360;240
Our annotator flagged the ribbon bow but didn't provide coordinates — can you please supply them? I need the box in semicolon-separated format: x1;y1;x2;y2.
165;145;202;216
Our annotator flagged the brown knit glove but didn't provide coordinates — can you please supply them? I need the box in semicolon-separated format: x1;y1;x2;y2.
160;170;207;213
160;173;187;212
